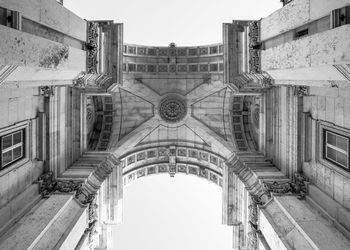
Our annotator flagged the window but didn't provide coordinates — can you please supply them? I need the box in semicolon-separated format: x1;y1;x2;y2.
0;130;24;169
0;7;21;29
323;130;349;170
295;28;308;39
331;6;350;28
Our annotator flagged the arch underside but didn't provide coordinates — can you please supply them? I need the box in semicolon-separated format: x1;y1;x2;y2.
121;145;225;187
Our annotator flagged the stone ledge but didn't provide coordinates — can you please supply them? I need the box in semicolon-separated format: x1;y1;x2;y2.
0;183;41;238
0;193;74;249
306;184;350;239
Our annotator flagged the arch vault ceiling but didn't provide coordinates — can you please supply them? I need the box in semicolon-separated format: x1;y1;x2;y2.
107;43;237;159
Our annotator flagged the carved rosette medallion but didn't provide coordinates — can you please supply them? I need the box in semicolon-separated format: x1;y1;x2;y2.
159;96;187;123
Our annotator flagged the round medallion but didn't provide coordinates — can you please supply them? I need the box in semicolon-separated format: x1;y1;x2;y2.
159;96;187;123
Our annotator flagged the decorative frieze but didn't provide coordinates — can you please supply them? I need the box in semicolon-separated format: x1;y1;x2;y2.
248;21;261;74
123;62;223;73
87;22;99;74
124;43;223;57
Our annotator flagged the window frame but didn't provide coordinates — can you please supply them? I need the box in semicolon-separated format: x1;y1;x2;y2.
1;129;25;168
317;121;350;175
0;121;30;176
323;129;349;170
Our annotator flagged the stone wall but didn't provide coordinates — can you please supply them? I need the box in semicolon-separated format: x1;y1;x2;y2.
0;25;85;70
261;0;350;41
261;25;350;71
302;89;350;211
0;0;86;41
261;0;310;41
0;87;44;207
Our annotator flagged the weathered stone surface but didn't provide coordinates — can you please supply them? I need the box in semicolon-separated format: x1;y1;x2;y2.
261;0;309;41
0;0;87;41
262;26;350;71
0;26;85;70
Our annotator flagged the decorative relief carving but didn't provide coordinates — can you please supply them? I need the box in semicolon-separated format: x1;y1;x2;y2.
37;171;83;198
247;195;259;250
264;173;309;199
159;96;187;123
248;21;261;74
262;77;273;88
295;86;309;97
87;22;99;74
39;86;55;97
73;72;86;88
73;72;113;89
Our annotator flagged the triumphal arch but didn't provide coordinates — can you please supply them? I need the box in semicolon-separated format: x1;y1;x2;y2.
0;0;350;249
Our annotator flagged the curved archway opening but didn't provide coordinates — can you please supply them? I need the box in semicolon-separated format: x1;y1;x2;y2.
113;174;232;250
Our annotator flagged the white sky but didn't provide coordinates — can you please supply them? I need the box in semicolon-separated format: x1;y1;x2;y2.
63;1;281;249
64;0;281;46
114;175;232;250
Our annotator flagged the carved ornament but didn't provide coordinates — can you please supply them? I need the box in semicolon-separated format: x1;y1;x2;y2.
159;96;187;123
264;172;309;199
296;86;309;97
87;22;98;74
248;21;261;74
39;86;55;97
